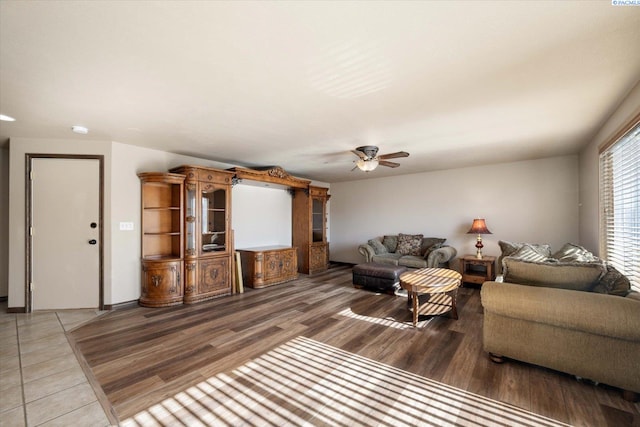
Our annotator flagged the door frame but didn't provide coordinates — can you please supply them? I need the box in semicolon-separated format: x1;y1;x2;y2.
25;154;105;312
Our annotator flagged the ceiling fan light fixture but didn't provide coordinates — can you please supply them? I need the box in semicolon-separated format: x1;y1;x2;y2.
357;158;379;172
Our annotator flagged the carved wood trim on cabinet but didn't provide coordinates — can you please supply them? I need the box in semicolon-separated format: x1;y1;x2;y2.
237;246;298;288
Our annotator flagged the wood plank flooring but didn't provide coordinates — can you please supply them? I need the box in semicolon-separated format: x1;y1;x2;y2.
69;265;640;426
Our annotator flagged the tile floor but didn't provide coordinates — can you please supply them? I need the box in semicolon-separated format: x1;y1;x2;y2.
0;302;111;427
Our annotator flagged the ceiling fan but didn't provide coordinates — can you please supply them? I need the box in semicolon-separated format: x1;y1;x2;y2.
351;145;409;172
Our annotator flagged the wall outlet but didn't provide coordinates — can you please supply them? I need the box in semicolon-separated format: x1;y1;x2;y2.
119;222;134;231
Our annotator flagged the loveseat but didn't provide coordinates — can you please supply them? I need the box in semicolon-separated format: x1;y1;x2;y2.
358;234;457;269
481;242;640;400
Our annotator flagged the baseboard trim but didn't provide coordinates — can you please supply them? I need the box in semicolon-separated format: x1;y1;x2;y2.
103;300;139;311
7;306;26;313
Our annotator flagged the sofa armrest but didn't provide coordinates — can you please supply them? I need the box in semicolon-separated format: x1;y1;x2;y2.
481;281;640;341
358;244;376;262
426;245;457;268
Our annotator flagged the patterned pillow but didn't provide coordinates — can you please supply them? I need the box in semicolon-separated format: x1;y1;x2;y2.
591;264;631;296
552;243;598;262
396;233;423;256
510;244;552;262
498;240;551;258
498;240;552;271
368;239;388;255
382;235;398;253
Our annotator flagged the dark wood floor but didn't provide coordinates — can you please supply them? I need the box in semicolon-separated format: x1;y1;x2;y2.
69;265;640;426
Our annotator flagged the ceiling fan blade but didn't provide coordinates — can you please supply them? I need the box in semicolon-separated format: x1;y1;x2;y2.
379;160;400;168
378;151;409;160
351;150;368;160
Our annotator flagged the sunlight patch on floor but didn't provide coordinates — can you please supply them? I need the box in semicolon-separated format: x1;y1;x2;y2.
121;336;569;427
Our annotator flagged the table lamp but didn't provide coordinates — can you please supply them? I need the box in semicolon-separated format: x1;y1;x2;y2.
467;218;492;259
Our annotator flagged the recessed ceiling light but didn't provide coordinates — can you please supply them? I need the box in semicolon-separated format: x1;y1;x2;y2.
0;114;16;122
71;125;89;134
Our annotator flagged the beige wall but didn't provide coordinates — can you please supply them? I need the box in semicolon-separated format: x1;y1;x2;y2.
330;156;580;267
579;81;640;255
0;147;8;297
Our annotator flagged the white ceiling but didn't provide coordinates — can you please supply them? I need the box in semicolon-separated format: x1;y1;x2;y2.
1;1;639;182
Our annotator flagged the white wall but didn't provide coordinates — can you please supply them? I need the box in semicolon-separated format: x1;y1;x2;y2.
232;185;292;249
0;147;9;297
330;156;580;268
579;81;640;255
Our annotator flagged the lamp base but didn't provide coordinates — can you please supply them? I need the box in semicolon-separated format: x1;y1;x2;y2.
475;235;484;259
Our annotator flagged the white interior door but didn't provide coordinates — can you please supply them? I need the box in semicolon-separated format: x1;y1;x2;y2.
32;158;100;310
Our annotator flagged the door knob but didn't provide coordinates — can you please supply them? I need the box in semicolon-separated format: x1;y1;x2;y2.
88;239;97;245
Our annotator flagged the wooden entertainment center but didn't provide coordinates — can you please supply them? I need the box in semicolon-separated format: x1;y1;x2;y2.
138;165;329;307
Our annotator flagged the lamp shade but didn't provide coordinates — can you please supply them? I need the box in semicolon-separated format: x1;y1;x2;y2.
356;158;379;172
467;218;492;234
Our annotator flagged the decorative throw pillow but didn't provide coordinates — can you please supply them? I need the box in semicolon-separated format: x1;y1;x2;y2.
423;242;444;259
382;235;398;253
510;244;552;262
368;239;388;255
591;264;631;296
552;243;598;263
421;237;446;256
396;233;423;256
498;240;552;258
498;240;552;272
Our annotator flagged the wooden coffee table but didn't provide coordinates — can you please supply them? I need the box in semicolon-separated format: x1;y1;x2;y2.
399;268;462;327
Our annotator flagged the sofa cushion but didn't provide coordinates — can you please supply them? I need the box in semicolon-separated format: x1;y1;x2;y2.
481;282;640;341
502;257;606;291
552;243;598;262
371;253;402;266
382;235;398;253
398;255;428;268
420;237;446;256
396;233;423;256
592;264;631;296
368;239;388;255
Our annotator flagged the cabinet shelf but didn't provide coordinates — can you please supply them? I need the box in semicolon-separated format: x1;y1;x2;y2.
138;172;185;308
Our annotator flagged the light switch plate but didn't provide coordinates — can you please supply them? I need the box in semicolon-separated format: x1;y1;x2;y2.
119;222;134;231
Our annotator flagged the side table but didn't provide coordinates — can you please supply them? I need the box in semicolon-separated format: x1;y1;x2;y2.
461;255;496;286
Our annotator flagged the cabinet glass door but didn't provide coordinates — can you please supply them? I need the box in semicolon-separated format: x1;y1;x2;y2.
185;184;196;256
312;198;324;242
201;187;227;253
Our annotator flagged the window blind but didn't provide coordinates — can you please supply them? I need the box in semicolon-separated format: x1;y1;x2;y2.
599;119;640;292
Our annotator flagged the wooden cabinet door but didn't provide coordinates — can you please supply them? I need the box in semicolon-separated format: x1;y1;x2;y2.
198;257;230;295
264;252;281;281
309;244;327;273
140;260;182;307
281;249;297;277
